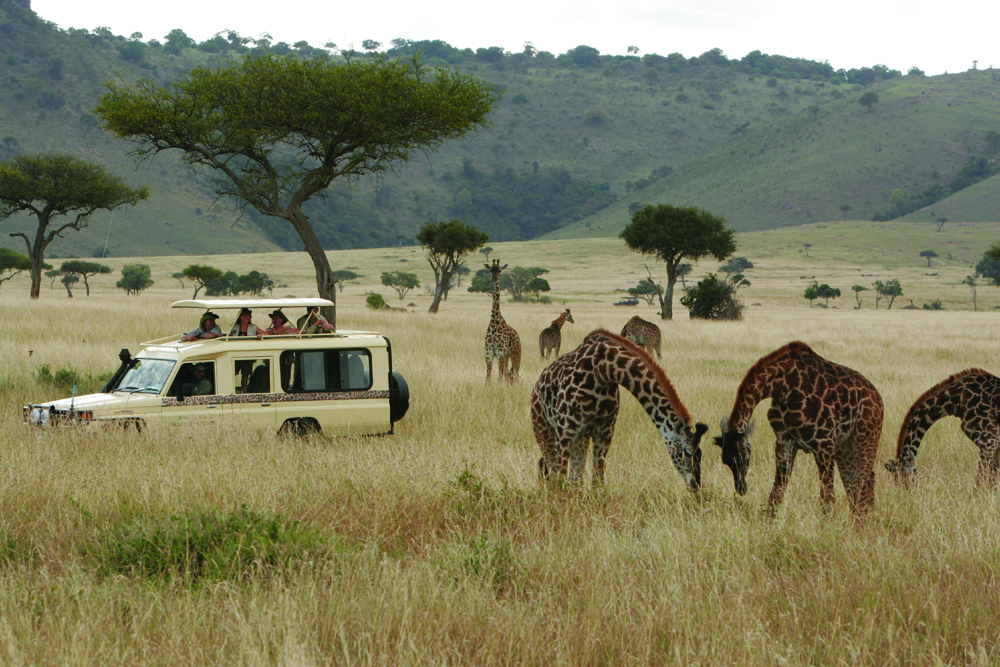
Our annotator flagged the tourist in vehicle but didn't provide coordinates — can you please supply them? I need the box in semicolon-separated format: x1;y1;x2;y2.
180;312;222;342
296;306;334;334
229;308;263;338
263;310;297;336
191;363;214;395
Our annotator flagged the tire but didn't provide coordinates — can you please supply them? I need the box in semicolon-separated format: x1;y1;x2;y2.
278;418;320;438
389;370;410;424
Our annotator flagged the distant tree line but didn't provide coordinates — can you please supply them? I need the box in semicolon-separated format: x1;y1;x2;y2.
873;157;997;221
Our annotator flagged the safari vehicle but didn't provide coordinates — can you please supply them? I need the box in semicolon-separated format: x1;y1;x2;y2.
24;298;409;436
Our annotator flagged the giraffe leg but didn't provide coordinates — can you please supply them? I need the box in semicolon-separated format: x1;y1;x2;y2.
767;437;798;518
485;349;494;382
591;423;616;485
814;446;837;513
976;438;1000;487
565;437;586;483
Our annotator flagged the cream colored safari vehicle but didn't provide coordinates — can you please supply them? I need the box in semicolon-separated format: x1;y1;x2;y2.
24;298;409;436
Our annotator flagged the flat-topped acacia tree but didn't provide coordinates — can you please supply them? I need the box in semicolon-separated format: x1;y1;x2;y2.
0;154;148;299
95;52;500;327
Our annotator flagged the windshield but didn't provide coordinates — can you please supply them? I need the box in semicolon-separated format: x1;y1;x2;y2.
111;358;176;394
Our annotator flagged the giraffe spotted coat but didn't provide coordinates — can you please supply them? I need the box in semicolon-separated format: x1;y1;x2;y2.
531;328;708;488
484;260;521;382
715;340;884;518
885;368;1000;487
620;315;661;358
538;309;574;359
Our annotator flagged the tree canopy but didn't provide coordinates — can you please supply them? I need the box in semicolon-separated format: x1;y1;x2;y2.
381;270;420;300
181;264;225;299
60;259;112;296
0;154;148;299
0;247;32;291
620;204;736;319
417;219;489;313
116;264;154;295
96;53;500;326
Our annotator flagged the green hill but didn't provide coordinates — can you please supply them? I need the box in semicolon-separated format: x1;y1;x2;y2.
0;0;997;258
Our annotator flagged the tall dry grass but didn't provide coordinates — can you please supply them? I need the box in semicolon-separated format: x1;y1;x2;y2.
1;234;1000;665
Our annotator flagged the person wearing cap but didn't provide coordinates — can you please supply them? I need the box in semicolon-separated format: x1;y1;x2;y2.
262;310;297;336
229;308;263;339
191;363;213;395
296;306;334;334
181;312;223;342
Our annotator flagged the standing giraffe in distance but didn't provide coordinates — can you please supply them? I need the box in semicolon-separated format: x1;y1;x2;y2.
620;315;661;358
538;309;574;359
531;329;708;489
715;341;884;518
484;260;521;382
885;368;1000;487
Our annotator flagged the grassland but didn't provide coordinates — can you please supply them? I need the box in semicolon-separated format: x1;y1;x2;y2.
3;228;1000;664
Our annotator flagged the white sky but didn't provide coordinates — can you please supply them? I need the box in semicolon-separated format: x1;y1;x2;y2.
31;0;996;76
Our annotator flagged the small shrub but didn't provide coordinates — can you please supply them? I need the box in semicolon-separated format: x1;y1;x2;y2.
366;293;386;310
84;505;331;584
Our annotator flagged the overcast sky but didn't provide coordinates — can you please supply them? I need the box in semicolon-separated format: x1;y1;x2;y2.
31;0;995;76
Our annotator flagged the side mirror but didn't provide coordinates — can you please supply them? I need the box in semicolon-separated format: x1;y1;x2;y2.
179;382;193;401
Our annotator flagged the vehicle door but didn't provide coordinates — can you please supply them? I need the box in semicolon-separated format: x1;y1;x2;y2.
161;360;231;424
229;356;276;428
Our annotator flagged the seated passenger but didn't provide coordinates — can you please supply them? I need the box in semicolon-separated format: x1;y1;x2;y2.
191;363;214;395
229;308;263;338
296;307;334;334
180;312;222;342
263;310;298;336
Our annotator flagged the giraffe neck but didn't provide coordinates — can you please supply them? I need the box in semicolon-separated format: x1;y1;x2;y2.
729;359;794;430
550;313;566;331
896;375;966;465
488;276;504;334
597;344;689;438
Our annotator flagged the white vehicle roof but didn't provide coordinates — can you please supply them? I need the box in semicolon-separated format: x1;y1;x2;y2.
172;298;334;309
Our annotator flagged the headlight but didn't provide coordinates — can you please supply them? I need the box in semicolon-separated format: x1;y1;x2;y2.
29;406;51;426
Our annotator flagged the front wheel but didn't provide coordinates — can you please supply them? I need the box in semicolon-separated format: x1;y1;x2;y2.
278;418;320;438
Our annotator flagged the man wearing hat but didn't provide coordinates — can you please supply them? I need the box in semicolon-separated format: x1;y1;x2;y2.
296;306;334;334
263;310;297;336
180;312;223;342
190;363;214;395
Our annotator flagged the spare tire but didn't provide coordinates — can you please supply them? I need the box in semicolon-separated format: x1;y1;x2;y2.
389;370;409;423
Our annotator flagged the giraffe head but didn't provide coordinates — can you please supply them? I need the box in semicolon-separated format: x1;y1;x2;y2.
486;259;508;280
563;309;574;324
715;416;753;496
884;458;917;487
665;422;709;491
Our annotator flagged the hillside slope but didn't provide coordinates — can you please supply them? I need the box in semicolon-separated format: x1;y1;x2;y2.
0;2;997;258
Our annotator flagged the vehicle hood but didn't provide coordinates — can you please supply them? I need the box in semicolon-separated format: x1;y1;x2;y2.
31;393;121;411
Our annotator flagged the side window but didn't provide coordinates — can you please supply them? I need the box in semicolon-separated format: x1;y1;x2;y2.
280;349;372;393
168;361;216;397
234;358;271;394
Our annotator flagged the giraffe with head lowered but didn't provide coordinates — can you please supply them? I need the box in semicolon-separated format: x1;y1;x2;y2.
531;329;708;488
620;315;661;358
484;260;521;382
885;368;1000;487
715;341;884;518
538;309;574;359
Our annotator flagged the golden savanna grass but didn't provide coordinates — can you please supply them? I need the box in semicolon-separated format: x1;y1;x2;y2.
2;223;1000;665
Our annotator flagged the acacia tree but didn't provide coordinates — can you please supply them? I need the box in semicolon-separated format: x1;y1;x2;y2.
96;53;499;327
417;219;488;314
181;264;224;298
874;279;903;309
332;269;359;293
919;249;938;267
620;204;736;319
60;259;112;296
0;154;148;299
963;275;979;311
851;284;869;308
381;270;420;300
60;274;79;298
0;247;32;291
116;264;154;295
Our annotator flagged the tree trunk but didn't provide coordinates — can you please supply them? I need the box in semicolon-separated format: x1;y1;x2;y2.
661;262;677;320
288;206;337;327
29;261;42;299
63;282;73;298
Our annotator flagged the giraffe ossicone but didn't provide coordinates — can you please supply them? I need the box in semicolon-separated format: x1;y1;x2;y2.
531;328;707;489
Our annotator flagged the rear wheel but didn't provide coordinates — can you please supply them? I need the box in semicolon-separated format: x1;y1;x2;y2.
278;418;320;438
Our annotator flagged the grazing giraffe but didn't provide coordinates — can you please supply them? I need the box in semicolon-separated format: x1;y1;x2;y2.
885;368;1000;487
484;260;521;382
620;315;661;358
538;309;574;359
531;329;708;488
715;341;884;518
